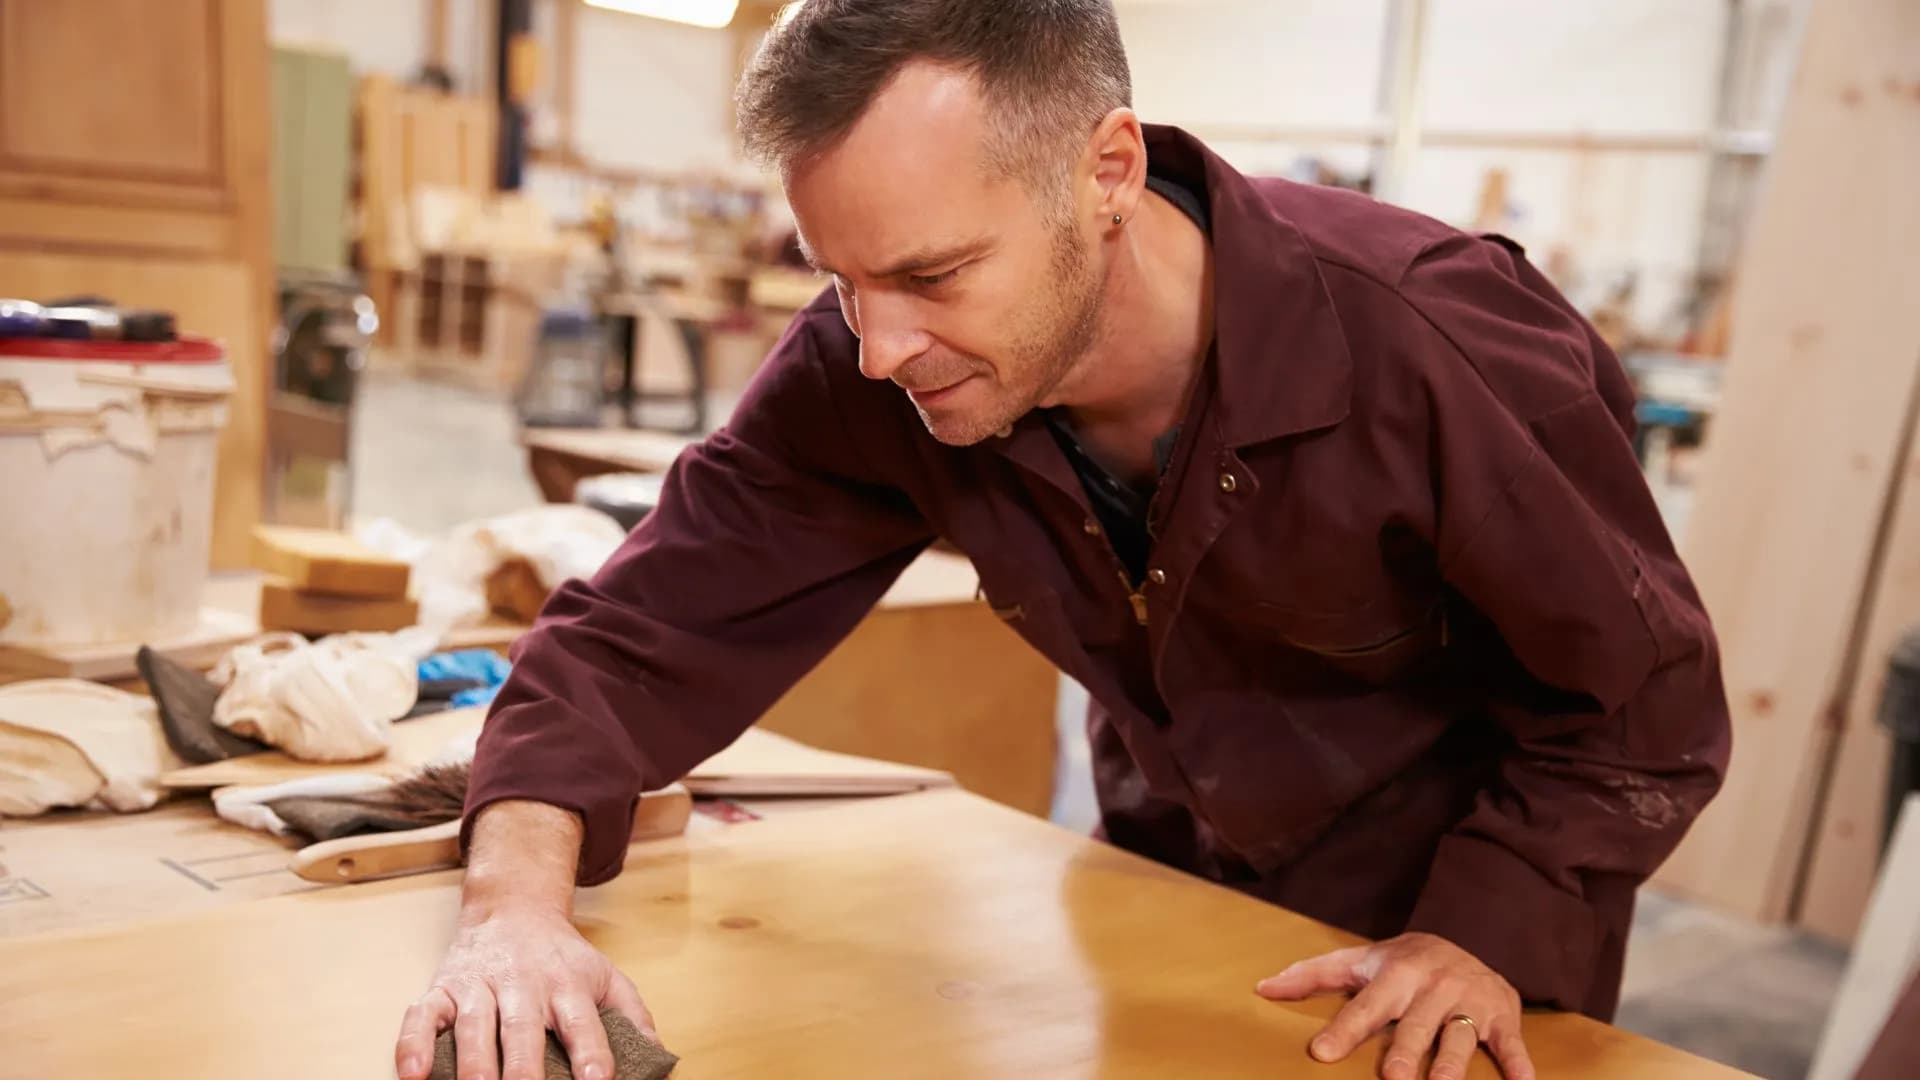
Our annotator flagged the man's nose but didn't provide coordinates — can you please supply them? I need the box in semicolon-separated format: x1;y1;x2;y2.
853;293;933;382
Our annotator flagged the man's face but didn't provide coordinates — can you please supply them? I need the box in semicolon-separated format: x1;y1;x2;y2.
784;62;1105;446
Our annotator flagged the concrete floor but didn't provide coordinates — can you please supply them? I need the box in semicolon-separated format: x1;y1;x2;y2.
350;371;1847;1079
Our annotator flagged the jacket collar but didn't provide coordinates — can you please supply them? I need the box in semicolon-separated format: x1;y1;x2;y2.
1143;124;1353;447
987;124;1353;479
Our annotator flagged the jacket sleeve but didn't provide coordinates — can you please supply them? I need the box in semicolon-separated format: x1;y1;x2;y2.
461;306;934;885
1395;234;1731;1012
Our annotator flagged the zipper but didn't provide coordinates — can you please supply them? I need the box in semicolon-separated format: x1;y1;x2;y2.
1123;570;1149;626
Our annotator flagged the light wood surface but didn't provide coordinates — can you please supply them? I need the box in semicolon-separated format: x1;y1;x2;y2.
0;0;273;568
0;608;257;685
1651;0;1920;921
1808;795;1920;1080
520;426;698;501
356;74;497;272
1798;436;1920;941
251;526;412;598
0;783;893;940
259;577;420;634
0;791;1751;1078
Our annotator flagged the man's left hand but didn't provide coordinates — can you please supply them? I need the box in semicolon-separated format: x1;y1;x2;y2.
1255;932;1536;1080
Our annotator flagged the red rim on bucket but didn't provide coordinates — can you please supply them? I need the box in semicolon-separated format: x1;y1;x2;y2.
0;335;223;363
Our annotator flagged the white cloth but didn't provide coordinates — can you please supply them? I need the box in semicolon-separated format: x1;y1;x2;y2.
210;632;418;762
360;506;625;637
0;680;183;815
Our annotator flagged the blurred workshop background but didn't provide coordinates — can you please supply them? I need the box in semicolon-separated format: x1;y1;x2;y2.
2;3;1916;1078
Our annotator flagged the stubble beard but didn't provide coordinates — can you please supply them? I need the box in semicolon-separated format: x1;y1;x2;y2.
917;222;1104;447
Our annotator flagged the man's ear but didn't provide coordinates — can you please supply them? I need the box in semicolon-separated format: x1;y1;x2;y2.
1086;108;1147;229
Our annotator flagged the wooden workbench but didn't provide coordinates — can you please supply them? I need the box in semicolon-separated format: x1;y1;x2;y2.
521;426;697;503
0;790;1748;1078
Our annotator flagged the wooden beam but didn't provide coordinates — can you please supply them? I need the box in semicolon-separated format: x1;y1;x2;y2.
426;0;449;70
553;0;576;154
1798;409;1920;942
1649;0;1920;921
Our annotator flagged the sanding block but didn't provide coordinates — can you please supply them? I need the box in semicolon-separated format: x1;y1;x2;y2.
258;576;419;634
430;1006;676;1080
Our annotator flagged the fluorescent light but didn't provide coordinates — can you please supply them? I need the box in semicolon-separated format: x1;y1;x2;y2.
583;0;741;30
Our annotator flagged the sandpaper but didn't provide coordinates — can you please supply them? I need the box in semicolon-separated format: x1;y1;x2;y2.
429;1007;676;1080
136;646;267;764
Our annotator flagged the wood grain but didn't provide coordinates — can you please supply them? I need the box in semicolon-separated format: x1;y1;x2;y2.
0;0;220;182
1798;443;1920;942
0;791;1752;1078
258;577;419;634
1650;0;1920;921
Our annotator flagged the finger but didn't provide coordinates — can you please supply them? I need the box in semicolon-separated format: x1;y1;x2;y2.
495;986;547;1080
1381;992;1455;1080
452;984;502;1080
603;970;662;1045
551;991;616;1080
1426;1015;1479;1080
395;987;457;1080
1487;1022;1537;1080
1257;945;1375;1001
1310;978;1407;1064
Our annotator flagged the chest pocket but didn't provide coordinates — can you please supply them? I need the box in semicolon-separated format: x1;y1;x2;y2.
1247;592;1450;686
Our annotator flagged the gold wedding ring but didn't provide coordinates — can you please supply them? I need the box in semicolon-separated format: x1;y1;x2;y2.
1447;1014;1481;1042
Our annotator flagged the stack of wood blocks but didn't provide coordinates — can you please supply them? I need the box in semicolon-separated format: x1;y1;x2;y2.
251;526;417;635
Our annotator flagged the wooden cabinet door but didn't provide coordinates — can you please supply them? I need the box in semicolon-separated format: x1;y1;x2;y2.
0;0;272;567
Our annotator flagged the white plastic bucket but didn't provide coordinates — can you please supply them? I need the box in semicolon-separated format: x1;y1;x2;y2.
0;336;233;646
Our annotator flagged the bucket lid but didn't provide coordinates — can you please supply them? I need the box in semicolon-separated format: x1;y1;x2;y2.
0;334;223;364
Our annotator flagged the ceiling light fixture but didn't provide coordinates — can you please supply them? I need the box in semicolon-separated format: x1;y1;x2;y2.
582;0;741;30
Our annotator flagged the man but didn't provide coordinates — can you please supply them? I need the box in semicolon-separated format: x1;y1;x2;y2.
396;3;1730;1079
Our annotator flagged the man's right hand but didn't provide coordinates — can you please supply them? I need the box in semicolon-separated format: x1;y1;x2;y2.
394;902;655;1080
394;799;659;1080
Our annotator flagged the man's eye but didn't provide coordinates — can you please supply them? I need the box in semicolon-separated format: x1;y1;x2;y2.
909;268;960;289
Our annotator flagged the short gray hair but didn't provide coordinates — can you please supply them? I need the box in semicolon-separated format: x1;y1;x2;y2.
736;0;1132;198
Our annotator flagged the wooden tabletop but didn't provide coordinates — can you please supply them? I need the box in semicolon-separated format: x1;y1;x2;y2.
0;790;1749;1078
519;426;699;473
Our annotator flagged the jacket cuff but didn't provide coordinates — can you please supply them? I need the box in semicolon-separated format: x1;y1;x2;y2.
1405;833;1598;1012
459;703;644;887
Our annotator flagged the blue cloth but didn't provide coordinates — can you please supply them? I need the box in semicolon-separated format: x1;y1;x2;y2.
419;650;511;708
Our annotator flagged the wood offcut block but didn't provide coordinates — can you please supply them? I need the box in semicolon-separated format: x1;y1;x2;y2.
259;577;418;635
250;526;410;598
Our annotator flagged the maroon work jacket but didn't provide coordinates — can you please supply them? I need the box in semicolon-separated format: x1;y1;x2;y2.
466;126;1730;1020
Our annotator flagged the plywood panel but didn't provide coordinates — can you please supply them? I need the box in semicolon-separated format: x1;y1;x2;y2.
0;0;220;182
1651;0;1920;919
1798;448;1920;942
0;791;1755;1079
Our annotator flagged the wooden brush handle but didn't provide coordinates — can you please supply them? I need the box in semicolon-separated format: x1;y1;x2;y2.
290;784;695;885
291;818;462;884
